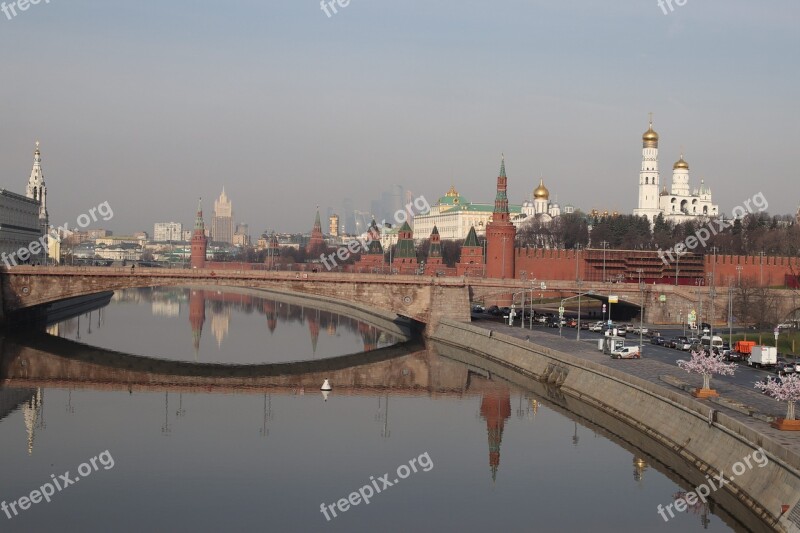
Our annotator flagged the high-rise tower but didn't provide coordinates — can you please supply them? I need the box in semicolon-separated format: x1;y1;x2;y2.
633;116;662;222
211;188;234;244
485;155;516;279
191;198;208;269
26;141;49;232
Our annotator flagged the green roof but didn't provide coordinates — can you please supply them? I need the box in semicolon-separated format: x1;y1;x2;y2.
463;226;480;247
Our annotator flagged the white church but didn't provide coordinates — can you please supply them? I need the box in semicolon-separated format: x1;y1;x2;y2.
633;118;718;224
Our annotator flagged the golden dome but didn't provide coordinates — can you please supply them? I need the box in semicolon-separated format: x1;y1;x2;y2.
642;127;659;147
673;155;689;170
533;178;549;200
642;116;659;148
445;184;459;197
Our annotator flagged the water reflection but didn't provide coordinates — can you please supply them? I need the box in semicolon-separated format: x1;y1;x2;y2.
46;287;402;364
0;288;760;532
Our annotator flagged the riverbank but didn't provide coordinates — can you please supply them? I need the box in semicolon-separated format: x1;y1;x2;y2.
430;318;800;532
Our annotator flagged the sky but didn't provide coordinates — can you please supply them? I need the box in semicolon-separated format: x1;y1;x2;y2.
0;0;798;235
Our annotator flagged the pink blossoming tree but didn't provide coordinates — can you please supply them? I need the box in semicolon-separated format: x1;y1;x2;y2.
677;350;737;391
755;373;800;420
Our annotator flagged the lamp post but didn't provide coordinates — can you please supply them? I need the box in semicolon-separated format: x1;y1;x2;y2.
710;246;718;342
637;268;644;355
560;291;595;339
575;245;583;340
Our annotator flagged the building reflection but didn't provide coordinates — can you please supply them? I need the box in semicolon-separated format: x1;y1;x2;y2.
182;288;394;358
471;377;512;483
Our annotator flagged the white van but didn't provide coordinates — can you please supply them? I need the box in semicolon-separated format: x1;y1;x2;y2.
700;335;724;352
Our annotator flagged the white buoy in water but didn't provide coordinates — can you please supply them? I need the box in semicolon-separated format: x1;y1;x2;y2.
321;390;330;402
321;379;332;391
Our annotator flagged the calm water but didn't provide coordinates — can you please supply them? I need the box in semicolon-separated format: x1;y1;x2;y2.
0;287;749;532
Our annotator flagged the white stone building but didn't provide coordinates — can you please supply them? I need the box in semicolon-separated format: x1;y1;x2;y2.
633;118;718;224
154;222;183;242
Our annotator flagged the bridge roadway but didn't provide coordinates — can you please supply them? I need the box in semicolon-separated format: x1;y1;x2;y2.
1;266;798;328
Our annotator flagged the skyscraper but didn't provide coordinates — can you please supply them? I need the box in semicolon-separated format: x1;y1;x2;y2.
211;188;234;244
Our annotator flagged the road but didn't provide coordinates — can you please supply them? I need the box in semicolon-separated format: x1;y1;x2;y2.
476;313;786;392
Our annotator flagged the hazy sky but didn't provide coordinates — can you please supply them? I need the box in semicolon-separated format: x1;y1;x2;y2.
1;0;798;235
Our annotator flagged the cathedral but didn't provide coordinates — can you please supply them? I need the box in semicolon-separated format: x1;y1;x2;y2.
633;118;718;224
521;178;561;222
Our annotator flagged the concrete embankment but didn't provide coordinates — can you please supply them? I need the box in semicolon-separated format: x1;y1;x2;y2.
431;318;800;533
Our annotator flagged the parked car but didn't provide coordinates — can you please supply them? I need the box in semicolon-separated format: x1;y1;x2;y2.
487;305;500;316
472;305;485;313
664;337;679;349
650;335;666;345
630;325;649;335
725;351;745;362
589;322;605;332
775;358;800;375
580;321;590;330
535;315;548;323
676;336;692;351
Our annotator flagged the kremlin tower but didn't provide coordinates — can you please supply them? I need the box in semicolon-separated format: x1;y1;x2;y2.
190;199;208;269
306;208;327;257
423;226;443;275
485;155;516;279
456;226;484;276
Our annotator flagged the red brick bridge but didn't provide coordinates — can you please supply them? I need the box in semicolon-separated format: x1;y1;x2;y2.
1;266;798;328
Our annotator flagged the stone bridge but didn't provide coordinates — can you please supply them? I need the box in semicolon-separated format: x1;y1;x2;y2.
1;267;798;329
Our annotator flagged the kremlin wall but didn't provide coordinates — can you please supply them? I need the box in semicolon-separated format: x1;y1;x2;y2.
185;121;800;290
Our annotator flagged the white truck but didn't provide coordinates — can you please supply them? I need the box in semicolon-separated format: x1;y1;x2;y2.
748;346;777;368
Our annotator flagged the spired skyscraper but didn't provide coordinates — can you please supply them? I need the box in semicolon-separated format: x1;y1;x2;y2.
26;141;49;233
211;188;234;244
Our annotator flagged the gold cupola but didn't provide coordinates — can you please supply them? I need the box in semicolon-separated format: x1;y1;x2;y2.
533;178;549;200
642;115;659;148
673;155;689;170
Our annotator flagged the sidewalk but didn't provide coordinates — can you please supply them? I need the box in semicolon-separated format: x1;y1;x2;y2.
480;321;800;456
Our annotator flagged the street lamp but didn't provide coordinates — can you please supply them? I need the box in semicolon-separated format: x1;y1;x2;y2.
637;268;645;355
575;245;583;340
560;290;595;339
710;246;718;341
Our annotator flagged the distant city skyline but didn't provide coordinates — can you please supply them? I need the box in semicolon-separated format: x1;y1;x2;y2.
1;1;797;234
